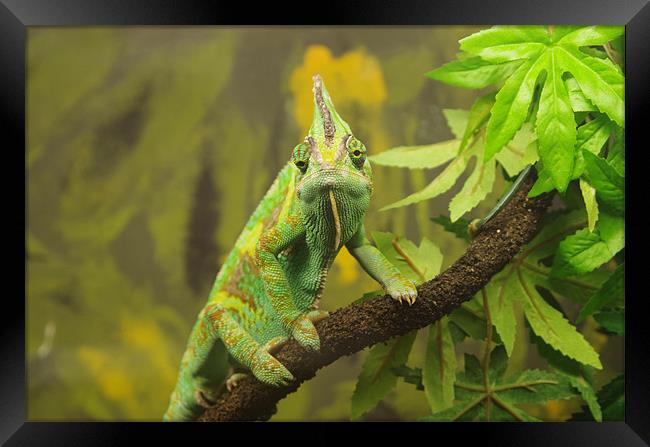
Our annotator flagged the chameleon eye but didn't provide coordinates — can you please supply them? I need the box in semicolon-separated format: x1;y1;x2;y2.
346;136;366;168
292;142;310;173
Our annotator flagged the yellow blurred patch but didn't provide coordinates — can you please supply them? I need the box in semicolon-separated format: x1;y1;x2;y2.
289;45;387;134
78;347;133;402
332;246;360;285
120;314;176;385
544;399;571;421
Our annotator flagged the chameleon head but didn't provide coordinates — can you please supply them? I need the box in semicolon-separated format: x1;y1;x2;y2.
294;75;373;214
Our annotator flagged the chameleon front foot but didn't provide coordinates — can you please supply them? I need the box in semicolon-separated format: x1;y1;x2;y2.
384;276;418;306
251;348;294;387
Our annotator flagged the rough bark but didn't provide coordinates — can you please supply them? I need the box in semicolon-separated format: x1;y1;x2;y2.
200;174;553;422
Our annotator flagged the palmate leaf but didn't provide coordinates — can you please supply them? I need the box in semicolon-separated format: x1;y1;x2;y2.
483;211;606;366
421;347;577;422
454;25;623;192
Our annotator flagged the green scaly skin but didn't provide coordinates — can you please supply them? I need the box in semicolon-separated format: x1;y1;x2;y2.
163;75;418;421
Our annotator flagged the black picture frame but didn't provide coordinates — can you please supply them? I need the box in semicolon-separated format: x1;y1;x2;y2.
3;0;648;445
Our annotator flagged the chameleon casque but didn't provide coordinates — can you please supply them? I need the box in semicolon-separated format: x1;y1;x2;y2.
163;75;418;421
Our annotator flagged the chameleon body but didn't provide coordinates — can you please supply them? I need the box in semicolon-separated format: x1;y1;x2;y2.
163;75;418;421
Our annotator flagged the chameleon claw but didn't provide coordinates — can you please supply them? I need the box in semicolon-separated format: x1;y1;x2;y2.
226;372;249;392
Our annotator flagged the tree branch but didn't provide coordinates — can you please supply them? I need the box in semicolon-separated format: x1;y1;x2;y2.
199;174;553;421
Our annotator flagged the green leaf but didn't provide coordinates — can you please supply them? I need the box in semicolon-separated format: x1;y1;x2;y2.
606;127;624;176
594;310;624;335
535;48;576;191
515;268;602;368
370;140;459;169
551;214;623;277
371;231;443;283
528;167;555;197
494;123;538;177
431;215;471;242
442;109;470;139
577;263;624;322
582;150;625;215
380;143;477;211
351;331;417;420
485;55;547;160
484;280;518;356
569;375;603;421
557;26;624;47
565;77;596;111
422;317;457;412
488;345;508;381
392;365;424;390
460;26;550;61
460;93;496;150
597;212;625;254
572;114;613;178
554;47;624;126
449;305;489;341
426;56;523;89
551;230;610;277
579;179;599;231
496;369;576;404
449;154;496;222
571;374;624;421
599;374;624;420
529;323;602;421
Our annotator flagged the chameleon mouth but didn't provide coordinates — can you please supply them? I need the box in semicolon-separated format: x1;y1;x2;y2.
296;168;367;190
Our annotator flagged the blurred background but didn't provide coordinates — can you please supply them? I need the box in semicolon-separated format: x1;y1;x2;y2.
26;27;622;421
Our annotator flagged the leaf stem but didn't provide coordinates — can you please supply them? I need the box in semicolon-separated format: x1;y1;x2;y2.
492;380;558;392
391;237;426;282
490;394;526;421
451;395;487;421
